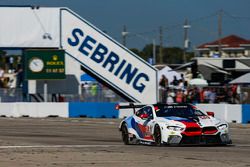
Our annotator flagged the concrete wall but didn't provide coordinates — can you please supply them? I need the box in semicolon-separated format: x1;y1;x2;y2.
196;104;242;123
0;102;248;124
196;104;227;121
0;103;68;117
226;104;242;123
0;102;117;118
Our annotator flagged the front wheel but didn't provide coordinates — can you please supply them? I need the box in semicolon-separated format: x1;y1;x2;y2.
121;123;130;145
154;125;162;146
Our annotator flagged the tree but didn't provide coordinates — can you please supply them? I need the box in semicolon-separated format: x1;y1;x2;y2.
0;50;6;55
130;45;195;65
185;51;195;62
129;48;145;61
141;44;155;62
162;47;183;64
129;48;141;56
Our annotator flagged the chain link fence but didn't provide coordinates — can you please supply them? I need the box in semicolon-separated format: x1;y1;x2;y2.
0;86;249;103
0;87;126;102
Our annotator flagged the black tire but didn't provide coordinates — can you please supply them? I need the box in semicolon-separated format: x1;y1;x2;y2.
121;123;130;145
154;125;162;146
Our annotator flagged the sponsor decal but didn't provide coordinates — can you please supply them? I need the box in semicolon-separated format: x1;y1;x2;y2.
165;105;188;109
170;131;176;135
198;116;210;119
67;28;150;93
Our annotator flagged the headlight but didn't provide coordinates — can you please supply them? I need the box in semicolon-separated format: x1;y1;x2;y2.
167;126;184;131
217;124;228;130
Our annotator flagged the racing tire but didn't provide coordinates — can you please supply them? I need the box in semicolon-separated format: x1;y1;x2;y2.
154;125;162;146
121;123;130;145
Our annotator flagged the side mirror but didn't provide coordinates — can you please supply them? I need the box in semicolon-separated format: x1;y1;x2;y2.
206;111;215;117
140;113;149;119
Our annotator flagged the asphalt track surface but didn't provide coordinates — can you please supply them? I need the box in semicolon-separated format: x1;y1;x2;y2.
0;118;250;167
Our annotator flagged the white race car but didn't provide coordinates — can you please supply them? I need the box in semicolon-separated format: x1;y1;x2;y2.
118;103;232;146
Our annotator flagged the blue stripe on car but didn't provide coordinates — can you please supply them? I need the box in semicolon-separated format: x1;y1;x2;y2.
125;116;133;128
164;116;194;122
131;117;144;138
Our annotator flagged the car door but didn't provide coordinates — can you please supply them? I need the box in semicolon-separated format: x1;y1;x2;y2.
136;106;154;141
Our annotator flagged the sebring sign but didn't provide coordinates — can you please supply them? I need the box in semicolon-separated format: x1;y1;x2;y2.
62;9;158;103
67;28;149;94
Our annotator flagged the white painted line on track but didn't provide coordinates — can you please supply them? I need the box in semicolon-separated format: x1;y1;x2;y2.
2;144;249;149
0;145;122;149
234;144;250;147
70;120;118;125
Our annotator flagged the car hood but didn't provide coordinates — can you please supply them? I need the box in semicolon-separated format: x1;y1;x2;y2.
156;116;221;127
196;116;221;127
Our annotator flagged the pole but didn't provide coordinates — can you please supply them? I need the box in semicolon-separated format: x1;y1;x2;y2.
153;39;156;65
218;10;222;57
183;19;190;64
159;26;163;64
44;80;48;102
122;25;127;47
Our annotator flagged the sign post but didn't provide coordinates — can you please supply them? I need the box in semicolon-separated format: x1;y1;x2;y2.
44;81;48;102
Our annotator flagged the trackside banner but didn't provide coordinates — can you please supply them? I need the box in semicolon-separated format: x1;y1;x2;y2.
0;7;60;48
61;9;158;103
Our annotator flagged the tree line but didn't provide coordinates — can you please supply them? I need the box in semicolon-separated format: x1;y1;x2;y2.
130;44;194;64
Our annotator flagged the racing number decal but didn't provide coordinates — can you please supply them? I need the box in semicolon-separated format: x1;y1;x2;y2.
138;122;153;140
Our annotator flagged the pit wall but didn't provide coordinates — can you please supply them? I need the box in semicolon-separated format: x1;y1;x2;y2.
0;103;249;123
0;102;118;118
0;103;69;117
196;104;242;123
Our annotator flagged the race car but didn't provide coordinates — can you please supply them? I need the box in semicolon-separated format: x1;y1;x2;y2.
118;103;232;146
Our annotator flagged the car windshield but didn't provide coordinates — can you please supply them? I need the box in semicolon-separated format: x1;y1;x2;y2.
155;105;205;118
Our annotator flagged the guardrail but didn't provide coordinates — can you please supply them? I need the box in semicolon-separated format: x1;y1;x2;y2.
0;102;118;118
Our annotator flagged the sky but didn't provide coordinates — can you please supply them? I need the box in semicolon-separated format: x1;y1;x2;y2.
0;0;250;50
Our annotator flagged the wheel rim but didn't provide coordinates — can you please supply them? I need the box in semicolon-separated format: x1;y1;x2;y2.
154;127;161;145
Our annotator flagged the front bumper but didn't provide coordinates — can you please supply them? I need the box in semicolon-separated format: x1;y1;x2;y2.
167;133;232;145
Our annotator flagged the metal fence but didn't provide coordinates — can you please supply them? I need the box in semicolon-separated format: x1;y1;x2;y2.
0;88;24;102
159;85;250;104
0;87;126;102
1;86;249;103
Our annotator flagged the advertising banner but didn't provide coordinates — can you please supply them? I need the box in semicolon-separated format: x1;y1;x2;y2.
25;49;65;80
0;7;60;48
61;9;158;103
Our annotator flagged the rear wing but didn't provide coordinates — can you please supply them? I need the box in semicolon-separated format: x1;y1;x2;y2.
115;103;146;114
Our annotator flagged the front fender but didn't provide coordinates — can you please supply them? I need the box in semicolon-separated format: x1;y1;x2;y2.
119;116;134;131
119;120;126;131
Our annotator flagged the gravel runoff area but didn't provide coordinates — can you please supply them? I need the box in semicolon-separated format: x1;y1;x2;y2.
0;117;250;167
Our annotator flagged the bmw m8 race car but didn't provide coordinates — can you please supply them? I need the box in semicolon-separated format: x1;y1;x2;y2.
118;103;232;146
